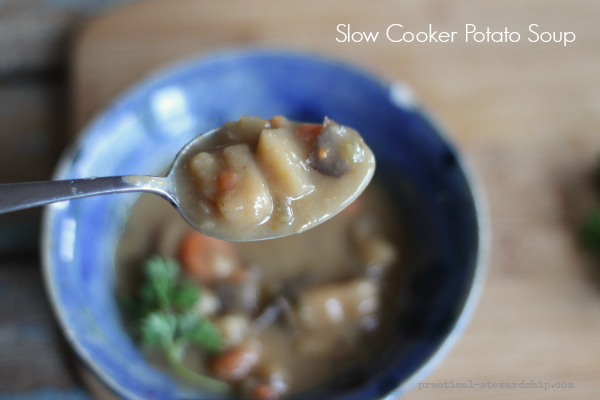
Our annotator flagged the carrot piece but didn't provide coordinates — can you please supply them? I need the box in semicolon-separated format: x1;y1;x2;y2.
296;123;322;138
217;170;239;193
296;123;323;150
211;342;261;382
252;383;280;399
340;197;363;216
178;230;239;284
296;123;322;144
317;147;328;160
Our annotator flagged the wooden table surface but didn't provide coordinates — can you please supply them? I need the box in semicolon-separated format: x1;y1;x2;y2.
68;1;600;399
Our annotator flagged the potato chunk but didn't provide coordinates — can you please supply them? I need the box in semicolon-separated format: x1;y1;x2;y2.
217;144;273;227
189;151;221;199
235;115;270;143
256;128;314;199
295;278;380;357
297;278;379;330
214;313;251;349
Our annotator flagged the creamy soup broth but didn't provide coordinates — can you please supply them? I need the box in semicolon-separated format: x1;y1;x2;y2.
116;181;405;398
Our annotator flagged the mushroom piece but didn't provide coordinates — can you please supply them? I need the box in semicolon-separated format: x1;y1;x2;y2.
307;118;365;178
214;265;262;314
253;295;297;332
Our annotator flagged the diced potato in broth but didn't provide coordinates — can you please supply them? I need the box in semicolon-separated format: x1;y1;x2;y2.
117;180;405;398
255;128;314;199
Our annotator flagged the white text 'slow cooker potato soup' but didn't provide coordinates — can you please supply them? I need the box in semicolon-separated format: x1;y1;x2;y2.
117;117;406;399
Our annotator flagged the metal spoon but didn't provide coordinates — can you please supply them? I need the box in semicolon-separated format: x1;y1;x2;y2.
0;127;221;231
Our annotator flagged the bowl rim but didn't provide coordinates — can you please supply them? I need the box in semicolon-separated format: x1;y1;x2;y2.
41;48;490;400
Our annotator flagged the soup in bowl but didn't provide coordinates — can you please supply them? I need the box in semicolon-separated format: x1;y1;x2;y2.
42;51;486;400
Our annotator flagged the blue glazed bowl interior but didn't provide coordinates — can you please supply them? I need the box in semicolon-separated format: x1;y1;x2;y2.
43;51;484;400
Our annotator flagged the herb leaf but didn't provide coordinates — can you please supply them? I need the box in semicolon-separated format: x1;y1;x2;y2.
595;154;600;189
143;256;178;309
176;311;223;353
122;255;230;394
188;318;223;353
171;281;201;310
580;155;600;257
140;311;176;349
581;208;600;254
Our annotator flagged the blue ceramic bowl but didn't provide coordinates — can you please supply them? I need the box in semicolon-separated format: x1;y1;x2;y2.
42;50;487;400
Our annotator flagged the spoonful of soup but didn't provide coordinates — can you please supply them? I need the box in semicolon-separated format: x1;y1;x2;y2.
0;116;375;241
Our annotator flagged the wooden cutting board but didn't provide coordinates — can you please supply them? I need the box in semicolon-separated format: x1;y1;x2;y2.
71;1;600;399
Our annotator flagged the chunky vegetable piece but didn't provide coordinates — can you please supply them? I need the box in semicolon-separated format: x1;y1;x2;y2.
211;339;262;382
179;230;241;283
297;278;380;330
175;116;375;241
218;144;273;226
256;128;314;198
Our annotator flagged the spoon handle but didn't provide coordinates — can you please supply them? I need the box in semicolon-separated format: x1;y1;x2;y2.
0;175;173;214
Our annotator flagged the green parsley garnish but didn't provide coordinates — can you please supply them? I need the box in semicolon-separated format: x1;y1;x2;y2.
123;256;230;394
580;155;600;257
595;154;600;188
580;208;600;255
